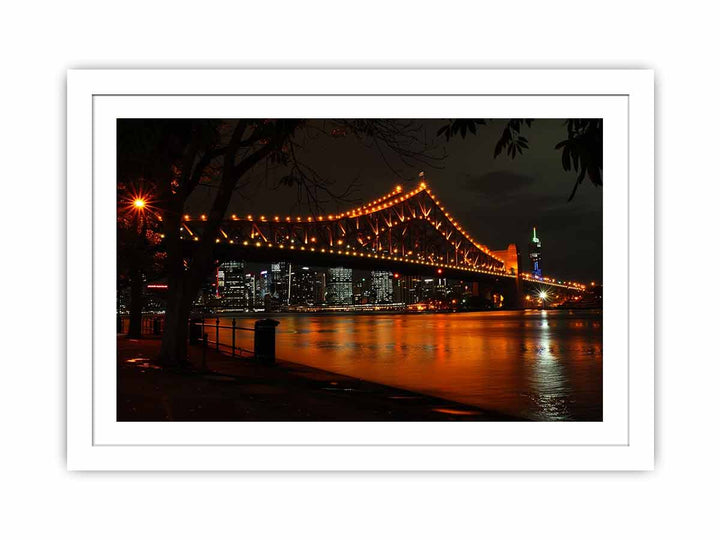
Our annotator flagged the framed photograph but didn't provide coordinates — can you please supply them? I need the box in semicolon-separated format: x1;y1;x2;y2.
67;69;654;470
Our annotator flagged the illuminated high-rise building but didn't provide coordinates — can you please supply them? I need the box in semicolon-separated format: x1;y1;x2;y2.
327;267;353;305
271;262;291;306
528;227;542;279
256;270;272;307
243;273;256;308
371;270;393;304
217;261;245;309
392;275;423;304
313;271;326;305
290;266;316;306
353;276;371;305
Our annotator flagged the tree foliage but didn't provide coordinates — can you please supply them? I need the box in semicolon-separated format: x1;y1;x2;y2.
436;118;602;201
554;119;603;201
116;183;165;284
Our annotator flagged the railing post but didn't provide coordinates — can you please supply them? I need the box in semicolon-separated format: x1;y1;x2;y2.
202;333;208;372
153;316;161;335
254;319;280;364
215;317;220;351
189;318;202;345
232;317;236;358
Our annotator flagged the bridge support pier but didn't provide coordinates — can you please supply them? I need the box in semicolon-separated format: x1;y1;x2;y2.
498;273;523;309
469;276;523;310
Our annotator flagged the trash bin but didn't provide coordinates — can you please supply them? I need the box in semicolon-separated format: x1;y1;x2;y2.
189;318;203;345
152;317;162;335
254;319;280;364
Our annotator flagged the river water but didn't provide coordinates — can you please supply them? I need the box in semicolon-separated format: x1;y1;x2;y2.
208;310;602;421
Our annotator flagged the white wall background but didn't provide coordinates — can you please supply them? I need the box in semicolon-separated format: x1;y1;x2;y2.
0;1;713;538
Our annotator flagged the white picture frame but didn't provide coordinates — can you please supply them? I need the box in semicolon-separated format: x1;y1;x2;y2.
67;69;654;471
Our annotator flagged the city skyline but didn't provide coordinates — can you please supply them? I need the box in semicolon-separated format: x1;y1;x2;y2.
120;221;601;315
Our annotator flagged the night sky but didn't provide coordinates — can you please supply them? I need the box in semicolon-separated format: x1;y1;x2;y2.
187;119;602;283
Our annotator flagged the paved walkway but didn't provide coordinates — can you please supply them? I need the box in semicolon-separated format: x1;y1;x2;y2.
117;336;522;421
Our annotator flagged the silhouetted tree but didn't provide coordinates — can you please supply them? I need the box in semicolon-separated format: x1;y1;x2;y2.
117;119;440;367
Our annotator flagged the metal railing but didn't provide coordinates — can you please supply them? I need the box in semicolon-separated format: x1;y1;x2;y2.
190;318;255;358
117;314;255;354
191;317;280;366
118;314;280;366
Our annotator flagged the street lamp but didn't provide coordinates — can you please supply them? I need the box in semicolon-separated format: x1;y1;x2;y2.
128;196;150;235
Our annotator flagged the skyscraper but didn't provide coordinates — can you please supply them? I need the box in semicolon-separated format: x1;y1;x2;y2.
353;276;371;305
271;262;291;306
313;271;326;305
371;270;393;304
243;273;257;308
392;275;423;304
256;270;272;308
217;261;245;309
528;227;542;279
327;267;353;305
290;266;316;306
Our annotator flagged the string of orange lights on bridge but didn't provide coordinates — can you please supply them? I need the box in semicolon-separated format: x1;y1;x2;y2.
166;181;588;292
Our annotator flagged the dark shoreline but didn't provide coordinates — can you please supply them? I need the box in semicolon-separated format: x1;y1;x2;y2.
117;336;525;422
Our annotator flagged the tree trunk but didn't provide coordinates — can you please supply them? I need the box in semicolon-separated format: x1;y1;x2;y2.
127;266;144;338
157;284;192;367
157;252;216;367
156;202;194;367
155;124;289;367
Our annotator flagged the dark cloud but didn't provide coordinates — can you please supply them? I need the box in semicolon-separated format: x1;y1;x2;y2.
462;171;536;199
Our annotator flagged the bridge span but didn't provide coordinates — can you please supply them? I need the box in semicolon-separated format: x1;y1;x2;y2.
177;181;586;306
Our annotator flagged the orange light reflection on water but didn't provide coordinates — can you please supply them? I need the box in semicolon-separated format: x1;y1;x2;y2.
211;310;602;421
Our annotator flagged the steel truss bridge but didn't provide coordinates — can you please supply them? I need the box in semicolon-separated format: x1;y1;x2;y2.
179;181;586;303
